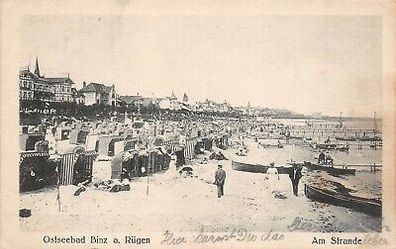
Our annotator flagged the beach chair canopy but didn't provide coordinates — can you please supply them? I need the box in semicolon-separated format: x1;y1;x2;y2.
19;133;45;151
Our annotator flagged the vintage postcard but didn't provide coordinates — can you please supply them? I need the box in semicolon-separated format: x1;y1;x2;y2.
1;0;395;248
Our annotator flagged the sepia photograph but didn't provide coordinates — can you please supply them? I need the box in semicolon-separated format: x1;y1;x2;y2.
1;0;395;248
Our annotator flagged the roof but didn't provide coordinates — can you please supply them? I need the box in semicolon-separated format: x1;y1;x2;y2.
19;69;39;81
118;95;144;105
44;77;74;84
134;97;157;107
73;88;85;97
80;82;114;94
19;68;74;84
104;86;113;94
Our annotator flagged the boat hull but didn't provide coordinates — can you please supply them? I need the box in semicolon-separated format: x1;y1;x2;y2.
305;184;382;217
304;162;356;175
231;160;291;174
232;160;268;173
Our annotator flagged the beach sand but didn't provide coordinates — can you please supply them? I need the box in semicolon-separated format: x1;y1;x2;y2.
20;147;381;233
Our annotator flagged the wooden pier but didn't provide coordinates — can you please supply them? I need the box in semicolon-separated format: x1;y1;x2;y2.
335;163;382;172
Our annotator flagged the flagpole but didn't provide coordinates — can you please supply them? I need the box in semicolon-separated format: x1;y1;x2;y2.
146;174;150;196
55;154;62;212
146;155;150;195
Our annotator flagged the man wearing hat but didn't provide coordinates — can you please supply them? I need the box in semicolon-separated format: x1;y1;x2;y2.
288;163;302;196
214;164;226;198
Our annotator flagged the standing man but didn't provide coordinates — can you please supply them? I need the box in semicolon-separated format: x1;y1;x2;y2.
214;164;226;198
288;164;302;196
318;151;326;164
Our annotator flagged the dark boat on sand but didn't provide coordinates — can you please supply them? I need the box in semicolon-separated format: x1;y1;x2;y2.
359;136;382;142
314;143;337;150
335;136;357;141
336;136;382;142
304;185;382;217
232;160;268;173
303;161;356;175
335;144;350;152
311;143;349;152
231;160;291;174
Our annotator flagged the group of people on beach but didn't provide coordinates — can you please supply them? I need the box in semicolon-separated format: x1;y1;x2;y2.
318;150;334;165
212;162;303;199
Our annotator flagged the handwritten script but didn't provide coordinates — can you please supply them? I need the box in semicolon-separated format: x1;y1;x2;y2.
161;228;284;245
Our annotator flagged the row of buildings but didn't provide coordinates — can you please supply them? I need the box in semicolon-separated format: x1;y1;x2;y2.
19;58;236;113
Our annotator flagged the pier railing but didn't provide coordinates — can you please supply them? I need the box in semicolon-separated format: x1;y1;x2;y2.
336;163;382;172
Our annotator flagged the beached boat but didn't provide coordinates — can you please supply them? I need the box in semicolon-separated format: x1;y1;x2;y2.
369;142;382;149
232;160;268;173
303;161;356;175
315;143;337;150
231;160;291;174
336;136;382;142
335;136;357;141
257;143;283;149
359;136;382;142
312;143;349;152
335;144;350;152
304;185;382;217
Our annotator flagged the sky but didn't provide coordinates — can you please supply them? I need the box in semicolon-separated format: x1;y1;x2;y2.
20;15;382;117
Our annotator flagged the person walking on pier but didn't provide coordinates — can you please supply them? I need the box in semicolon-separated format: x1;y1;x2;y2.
214;164;226;198
289;164;302;196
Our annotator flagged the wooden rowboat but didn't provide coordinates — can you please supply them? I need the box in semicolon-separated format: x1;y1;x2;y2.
315;143;337;150
232;160;268;173
231;160;291;174
303;161;356;175
304;184;382;217
335;136;357;141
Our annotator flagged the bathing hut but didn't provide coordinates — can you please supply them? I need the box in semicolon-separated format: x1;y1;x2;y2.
111;148;171;180
174;146;185;167
69;128;90;145
111;149;148;179
215;133;229;150
194;139;205;154
155;148;171;171
111;151;130;180
20;132;45;151
124;138;138;151
184;138;196;160
85;134;99;151
57;146;98;186
152;136;166;147
202;137;213;151
97;135;124;156
19;151;57;192
56;125;72;141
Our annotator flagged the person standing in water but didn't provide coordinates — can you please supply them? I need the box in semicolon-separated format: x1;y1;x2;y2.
214;164;226;198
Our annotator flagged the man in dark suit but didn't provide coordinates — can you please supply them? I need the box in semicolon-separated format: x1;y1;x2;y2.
318;151;326;164
289;164;302;196
214;164;226;198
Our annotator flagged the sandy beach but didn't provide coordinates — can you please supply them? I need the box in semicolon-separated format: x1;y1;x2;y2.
20;137;382;233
